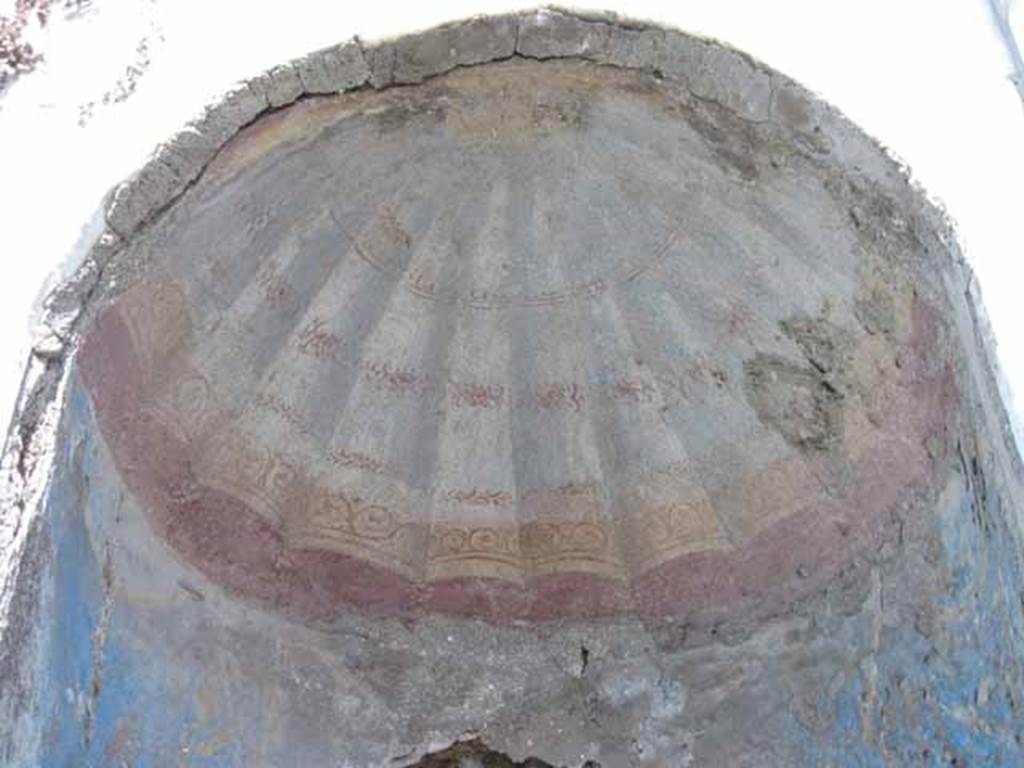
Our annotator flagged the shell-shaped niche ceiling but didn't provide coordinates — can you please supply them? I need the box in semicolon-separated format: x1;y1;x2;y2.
79;57;955;624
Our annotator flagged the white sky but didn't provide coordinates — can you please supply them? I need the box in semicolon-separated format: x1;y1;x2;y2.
1;0;1022;450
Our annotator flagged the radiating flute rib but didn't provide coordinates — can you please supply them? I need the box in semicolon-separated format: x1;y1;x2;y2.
325;162;505;499
501;154;539;581
502;137;619;581
190;136;467;491
568;294;640;594
173;139;442;457
190;124;439;343
417;166;518;584
312;153;481;452
608;277;741;553
405;228;499;581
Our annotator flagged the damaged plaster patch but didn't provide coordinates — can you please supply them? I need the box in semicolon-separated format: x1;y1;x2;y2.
403;738;563;768
780;315;854;379
744;354;843;450
744;316;853;451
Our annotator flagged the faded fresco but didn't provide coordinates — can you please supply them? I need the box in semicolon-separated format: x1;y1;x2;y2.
3;12;1022;766
79;61;955;624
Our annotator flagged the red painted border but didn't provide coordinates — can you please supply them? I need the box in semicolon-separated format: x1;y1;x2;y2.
78;299;956;626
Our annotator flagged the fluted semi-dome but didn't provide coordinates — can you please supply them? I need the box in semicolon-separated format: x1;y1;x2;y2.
7;10;1024;767
79;58;951;624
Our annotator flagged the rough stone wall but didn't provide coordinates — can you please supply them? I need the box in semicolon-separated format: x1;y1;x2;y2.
1;8;1022;766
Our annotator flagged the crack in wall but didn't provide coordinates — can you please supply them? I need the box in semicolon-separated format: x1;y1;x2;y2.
82;542;113;747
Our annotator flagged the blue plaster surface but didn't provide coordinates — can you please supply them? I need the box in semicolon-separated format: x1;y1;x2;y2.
781;473;1024;767
35;385;107;767
31;381;227;767
30;378;284;767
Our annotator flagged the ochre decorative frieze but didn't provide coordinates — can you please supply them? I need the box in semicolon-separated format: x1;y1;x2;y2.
200;428;305;525
102;276;758;584
284;484;421;576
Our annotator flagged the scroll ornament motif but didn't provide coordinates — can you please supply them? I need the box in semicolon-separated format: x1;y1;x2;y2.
201;429;306;525
426;519;620;579
636;497;732;560
285;485;418;572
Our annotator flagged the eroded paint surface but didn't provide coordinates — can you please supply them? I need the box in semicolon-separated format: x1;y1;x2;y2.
78;60;955;626
3;33;1022;766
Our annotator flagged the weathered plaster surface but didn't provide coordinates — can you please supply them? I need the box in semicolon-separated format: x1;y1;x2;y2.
2;8;1022;766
